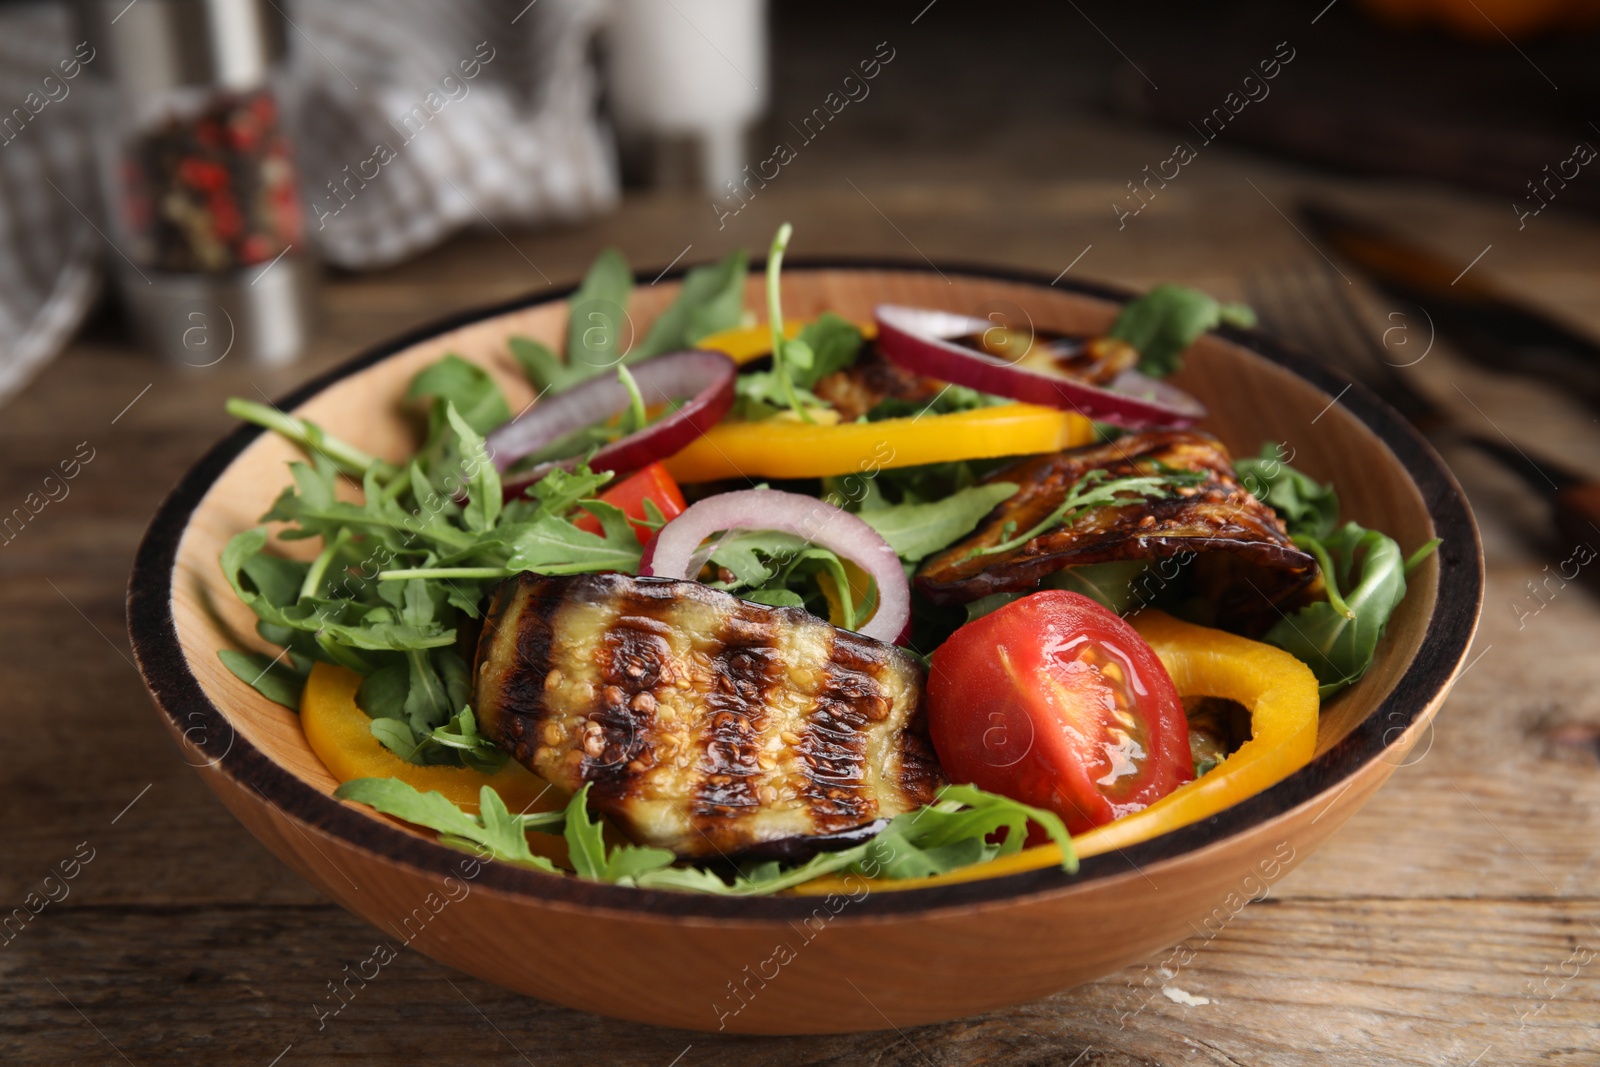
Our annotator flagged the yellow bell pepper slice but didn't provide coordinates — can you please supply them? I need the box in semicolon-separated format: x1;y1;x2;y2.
302;662;563;818
664;405;1094;482
790;610;1320;894
676;320;1095;482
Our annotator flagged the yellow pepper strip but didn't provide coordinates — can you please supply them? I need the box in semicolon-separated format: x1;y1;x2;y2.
303;661;563;818
675;320;1094;482
664;404;1094;482
790;610;1319;894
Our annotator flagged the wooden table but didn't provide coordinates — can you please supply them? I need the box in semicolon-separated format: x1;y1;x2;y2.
4;146;1599;1064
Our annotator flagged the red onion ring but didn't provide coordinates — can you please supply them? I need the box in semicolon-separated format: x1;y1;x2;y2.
874;304;1205;429
640;488;911;645
490;349;736;501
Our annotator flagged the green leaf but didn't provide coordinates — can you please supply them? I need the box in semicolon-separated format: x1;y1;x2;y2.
406;354;511;435
508;335;584;393
563;783;609;880
221;528;295;630
356;662;409;720
403;648;453;734
1108;284;1256;377
520;465;613;515
567;248;633;378
473;786;562;864
336;775;1073;895
504;509;644;576
334;779;561;872
743;587;807;608
369;718;423;761
426;707;509;774
238;541;309;609
790;312;863;388
632;248;749;360
971;468;1204;559
217;649;305;711
707;530;811;587
1236;443;1339;541
1263;521;1413;697
603;844;679;882
444;403;502;534
860;482;1019;561
731;369;826;422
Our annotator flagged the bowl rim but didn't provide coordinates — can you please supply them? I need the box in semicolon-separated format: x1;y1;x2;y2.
127;257;1484;920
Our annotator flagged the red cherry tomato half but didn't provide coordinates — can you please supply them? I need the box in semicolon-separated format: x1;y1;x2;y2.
573;461;687;544
927;590;1193;835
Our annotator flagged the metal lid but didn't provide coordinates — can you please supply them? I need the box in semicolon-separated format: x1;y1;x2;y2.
79;0;286;94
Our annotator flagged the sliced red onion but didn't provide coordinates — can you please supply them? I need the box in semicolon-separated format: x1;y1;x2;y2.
490;349;736;501
874;304;1205;429
640;488;910;645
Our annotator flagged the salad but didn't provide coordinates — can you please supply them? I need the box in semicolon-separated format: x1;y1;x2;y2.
219;224;1438;896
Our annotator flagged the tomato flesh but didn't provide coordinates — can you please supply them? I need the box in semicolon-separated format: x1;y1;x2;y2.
927;590;1193;835
574;462;686;544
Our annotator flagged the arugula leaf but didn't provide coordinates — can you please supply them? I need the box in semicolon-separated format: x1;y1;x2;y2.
563;782;609;880
519;465;613;516
731;370;826;422
356;662;409;719
217;649;306;711
631;248;750;360
860;482;1019;562
971;469;1204;558
631;784;1077;895
368;718;424;761
334;779;562;872
1236;443;1339;541
566;248;633;378
444;402;501;534
508;336;583;394
1108;284;1256;377
1237;445;1329;527
406;354;510;436
426;707;509;774
707;530;808;588
334;775;1076;895
1263;521;1429;697
791;313;863;388
502;503;644;576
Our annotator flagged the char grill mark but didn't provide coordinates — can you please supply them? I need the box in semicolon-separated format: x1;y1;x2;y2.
473;573;943;859
690;611;780;851
915;430;1317;631
585;594;672;803
799;631;878;832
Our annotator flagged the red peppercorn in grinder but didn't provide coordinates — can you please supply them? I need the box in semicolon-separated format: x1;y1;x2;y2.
82;0;313;367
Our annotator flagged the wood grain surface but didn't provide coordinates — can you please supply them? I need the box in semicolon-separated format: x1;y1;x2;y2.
3;146;1599;1063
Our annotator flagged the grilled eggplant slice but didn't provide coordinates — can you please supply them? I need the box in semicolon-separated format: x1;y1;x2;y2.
917;431;1317;631
473;572;943;859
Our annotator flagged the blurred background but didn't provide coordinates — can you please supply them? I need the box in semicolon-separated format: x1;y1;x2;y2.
4;1;1599;1064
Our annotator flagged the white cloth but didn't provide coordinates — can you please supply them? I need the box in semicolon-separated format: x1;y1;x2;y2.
0;0;618;405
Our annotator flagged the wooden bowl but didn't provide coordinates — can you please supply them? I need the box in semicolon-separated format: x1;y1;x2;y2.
127;262;1482;1035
